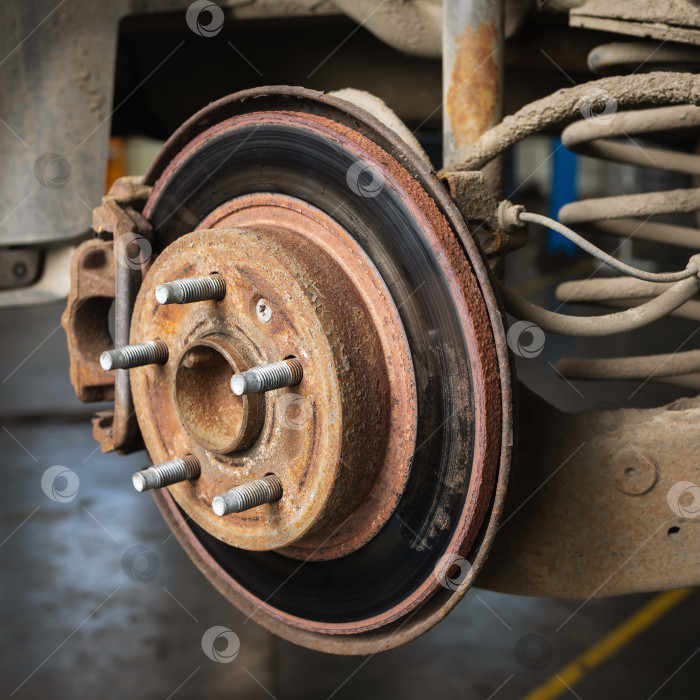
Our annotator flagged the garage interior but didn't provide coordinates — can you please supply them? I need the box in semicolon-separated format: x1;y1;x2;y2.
1;2;699;698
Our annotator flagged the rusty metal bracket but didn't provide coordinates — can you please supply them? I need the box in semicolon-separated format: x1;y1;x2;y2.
62;176;153;454
92;176;153;240
479;387;700;598
61;238;115;403
440;170;528;257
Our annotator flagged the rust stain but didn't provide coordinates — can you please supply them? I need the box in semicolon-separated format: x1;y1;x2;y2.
446;23;500;148
62;85;517;653
70;88;513;650
61;239;116;405
140;105;503;638
129;212;416;558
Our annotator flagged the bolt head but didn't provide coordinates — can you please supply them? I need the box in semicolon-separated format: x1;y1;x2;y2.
155;284;171;305
132;472;146;492
212;495;227;516
230;374;246;396
256;298;272;323
100;351;114;371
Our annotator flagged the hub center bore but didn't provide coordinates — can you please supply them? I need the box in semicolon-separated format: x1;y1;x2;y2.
175;335;263;454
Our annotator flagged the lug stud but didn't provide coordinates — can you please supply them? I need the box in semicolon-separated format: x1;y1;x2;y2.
212;475;283;516
230;358;303;396
100;339;169;371
155;273;226;305
132;456;201;492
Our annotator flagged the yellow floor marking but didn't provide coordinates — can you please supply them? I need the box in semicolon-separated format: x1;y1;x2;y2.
522;588;695;700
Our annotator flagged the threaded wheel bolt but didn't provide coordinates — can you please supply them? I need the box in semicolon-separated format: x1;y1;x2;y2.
230;358;303;396
132;455;201;492
212;474;283;516
100;339;169;371
155;273;226;305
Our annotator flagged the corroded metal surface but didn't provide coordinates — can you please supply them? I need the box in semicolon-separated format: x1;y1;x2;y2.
61;176;153;452
479;388;700;598
439;170;527;258
139;87;510;650
445;22;501;150
443;0;503;167
174;334;265;455
131;219;416;556
61;238;116;403
62;85;512;653
197;194;417;561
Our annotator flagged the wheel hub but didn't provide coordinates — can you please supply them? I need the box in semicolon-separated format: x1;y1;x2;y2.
130;197;417;557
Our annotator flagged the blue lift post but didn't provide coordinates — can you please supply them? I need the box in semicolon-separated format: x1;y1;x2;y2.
548;137;579;257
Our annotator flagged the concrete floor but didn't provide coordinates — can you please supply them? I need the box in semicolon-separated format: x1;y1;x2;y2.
1;283;699;698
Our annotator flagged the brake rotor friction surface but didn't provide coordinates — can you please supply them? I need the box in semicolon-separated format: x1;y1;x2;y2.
139;87;507;651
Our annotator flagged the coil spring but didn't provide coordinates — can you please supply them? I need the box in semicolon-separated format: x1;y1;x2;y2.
553;104;700;389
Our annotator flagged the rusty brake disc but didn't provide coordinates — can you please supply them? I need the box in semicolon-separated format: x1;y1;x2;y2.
109;87;511;653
